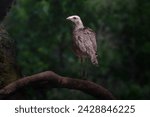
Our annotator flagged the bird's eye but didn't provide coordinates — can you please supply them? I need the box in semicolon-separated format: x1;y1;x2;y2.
73;17;77;19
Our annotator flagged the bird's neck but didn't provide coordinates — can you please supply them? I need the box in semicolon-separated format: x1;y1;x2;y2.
74;21;84;31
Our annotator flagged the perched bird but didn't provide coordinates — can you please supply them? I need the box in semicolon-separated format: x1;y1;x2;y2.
66;15;98;65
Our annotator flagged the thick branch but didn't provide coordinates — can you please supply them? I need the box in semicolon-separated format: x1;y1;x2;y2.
0;71;116;99
0;0;15;22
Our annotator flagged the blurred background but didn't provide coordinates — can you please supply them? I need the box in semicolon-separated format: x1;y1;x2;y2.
4;0;150;99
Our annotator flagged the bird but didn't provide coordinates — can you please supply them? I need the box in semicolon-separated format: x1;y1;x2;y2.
66;15;98;66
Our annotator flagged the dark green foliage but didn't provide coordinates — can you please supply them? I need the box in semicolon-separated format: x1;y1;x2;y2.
6;0;150;99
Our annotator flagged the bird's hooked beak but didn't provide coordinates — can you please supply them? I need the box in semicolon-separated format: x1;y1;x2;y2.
66;16;71;20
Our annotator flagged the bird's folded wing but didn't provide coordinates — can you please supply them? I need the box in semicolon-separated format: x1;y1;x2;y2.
75;29;96;56
84;28;97;52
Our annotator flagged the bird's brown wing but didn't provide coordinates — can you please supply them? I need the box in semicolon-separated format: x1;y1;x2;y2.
73;28;97;57
84;28;97;52
73;28;98;65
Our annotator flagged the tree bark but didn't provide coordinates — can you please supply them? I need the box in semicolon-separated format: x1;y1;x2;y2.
0;0;18;88
0;25;20;89
0;0;22;99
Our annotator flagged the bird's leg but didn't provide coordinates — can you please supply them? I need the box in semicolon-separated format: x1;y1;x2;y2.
79;57;83;78
84;58;88;79
79;57;87;79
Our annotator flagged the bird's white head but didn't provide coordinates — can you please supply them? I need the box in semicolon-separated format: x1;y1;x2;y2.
66;15;84;30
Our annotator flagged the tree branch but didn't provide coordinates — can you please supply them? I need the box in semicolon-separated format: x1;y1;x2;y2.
0;71;116;99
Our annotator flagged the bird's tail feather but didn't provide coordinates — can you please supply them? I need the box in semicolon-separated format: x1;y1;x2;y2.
91;56;99;66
